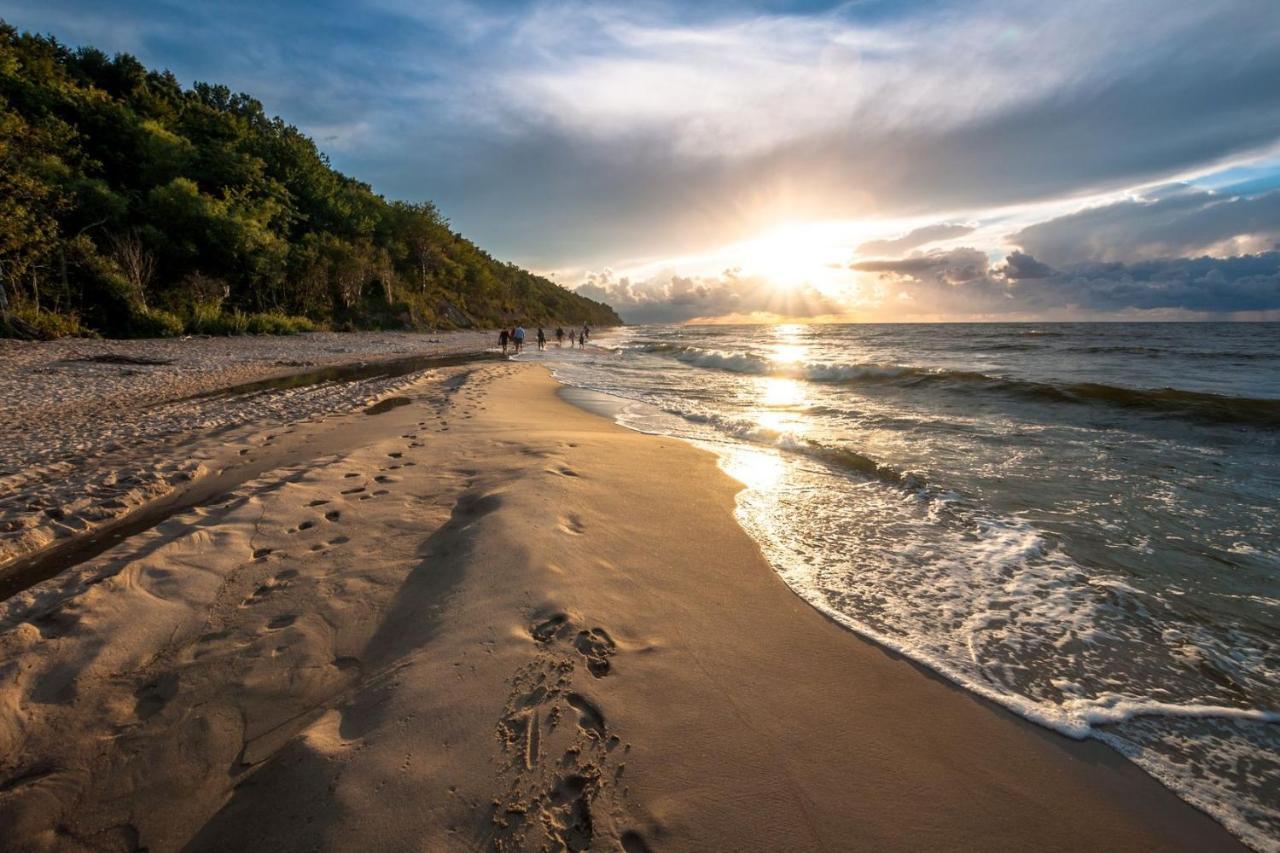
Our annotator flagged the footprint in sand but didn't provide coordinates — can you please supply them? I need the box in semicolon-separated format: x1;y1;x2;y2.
566;693;606;740
621;830;653;852
242;584;276;605
133;673;179;721
532;613;570;643
545;774;594;850
573;628;617;678
266;614;297;630
560;514;585;536
325;510;341;522
341;486;365;495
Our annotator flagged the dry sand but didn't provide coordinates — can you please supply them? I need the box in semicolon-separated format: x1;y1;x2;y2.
0;362;1244;851
0;331;492;566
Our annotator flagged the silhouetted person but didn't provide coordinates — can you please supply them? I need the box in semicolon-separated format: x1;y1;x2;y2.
537;327;546;351
578;330;586;348
556;327;564;346
514;324;526;354
499;328;509;354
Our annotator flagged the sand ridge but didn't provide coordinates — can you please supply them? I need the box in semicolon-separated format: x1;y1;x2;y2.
0;362;1246;851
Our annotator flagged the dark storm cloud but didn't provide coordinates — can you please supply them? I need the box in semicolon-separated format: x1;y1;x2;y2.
854;248;1280;316
999;251;1055;279
1010;188;1280;267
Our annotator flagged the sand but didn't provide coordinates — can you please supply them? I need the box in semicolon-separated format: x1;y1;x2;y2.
0;361;1245;851
0;331;492;567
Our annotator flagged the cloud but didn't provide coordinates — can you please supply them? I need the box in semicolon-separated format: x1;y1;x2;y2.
855;223;975;257
575;267;842;324
852;248;990;283
10;0;1280;272
415;0;1280;262
850;248;1280;318
999;251;1055;279
1011;187;1280;266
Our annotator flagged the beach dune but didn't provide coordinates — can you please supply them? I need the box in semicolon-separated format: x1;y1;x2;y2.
0;362;1242;851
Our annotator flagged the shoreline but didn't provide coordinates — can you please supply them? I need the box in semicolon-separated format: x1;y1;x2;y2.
0;362;1245;850
557;373;1264;851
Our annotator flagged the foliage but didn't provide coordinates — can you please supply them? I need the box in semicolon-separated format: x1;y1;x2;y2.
1;303;92;338
0;23;620;338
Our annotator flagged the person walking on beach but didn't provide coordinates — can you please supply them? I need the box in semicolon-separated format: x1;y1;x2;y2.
583;324;591;342
514;324;526;354
499;328;509;354
555;327;564;347
537;327;546;351
578;330;586;348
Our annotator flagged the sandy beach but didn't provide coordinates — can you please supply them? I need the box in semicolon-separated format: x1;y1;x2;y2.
0;353;1245;851
0;332;492;568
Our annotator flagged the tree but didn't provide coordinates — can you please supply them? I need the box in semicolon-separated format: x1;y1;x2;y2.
0;21;622;337
110;230;156;306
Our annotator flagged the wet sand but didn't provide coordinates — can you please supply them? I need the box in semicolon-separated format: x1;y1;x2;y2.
0;362;1244;851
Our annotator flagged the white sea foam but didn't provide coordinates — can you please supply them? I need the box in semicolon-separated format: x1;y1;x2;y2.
552;324;1280;850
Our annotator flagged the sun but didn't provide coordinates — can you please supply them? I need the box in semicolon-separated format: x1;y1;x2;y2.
737;225;829;287
730;220;873;297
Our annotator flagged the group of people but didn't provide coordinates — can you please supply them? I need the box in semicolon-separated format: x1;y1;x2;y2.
499;324;591;355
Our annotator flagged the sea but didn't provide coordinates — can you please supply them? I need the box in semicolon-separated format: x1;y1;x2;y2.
523;322;1279;850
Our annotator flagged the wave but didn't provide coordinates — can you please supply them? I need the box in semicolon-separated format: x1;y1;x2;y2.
1068;345;1275;360
641;345;1280;428
663;406;930;493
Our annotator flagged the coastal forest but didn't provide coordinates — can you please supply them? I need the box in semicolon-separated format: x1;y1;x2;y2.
0;24;620;338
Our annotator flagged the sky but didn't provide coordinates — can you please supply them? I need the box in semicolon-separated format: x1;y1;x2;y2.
5;0;1280;322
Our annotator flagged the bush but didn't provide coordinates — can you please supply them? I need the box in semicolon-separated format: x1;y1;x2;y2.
181;305;318;336
128;306;185;338
183;302;223;334
244;311;318;335
1;306;94;339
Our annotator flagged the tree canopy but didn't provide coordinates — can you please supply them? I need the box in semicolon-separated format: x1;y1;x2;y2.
0;23;620;337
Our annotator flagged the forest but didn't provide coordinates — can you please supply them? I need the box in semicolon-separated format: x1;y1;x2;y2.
0;23;620;338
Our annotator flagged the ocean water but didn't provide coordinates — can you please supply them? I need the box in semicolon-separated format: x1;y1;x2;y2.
524;322;1280;849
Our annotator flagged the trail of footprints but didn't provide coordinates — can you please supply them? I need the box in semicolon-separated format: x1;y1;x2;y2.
492;612;650;852
237;366;482;614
